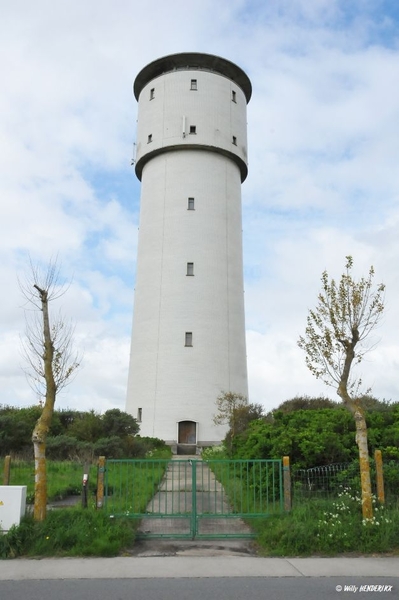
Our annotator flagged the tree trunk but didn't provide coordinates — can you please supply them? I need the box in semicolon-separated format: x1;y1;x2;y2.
32;396;56;521
33;438;47;521
32;285;57;521
338;334;373;521
354;410;373;520
340;389;373;520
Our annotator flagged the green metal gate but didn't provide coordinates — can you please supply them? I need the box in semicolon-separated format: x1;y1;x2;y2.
104;458;283;539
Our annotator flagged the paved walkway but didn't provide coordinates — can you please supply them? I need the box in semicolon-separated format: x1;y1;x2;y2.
2;556;399;580
137;456;251;538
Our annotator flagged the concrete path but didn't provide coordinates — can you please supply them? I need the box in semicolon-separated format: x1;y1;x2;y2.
1;556;399;580
137;456;251;538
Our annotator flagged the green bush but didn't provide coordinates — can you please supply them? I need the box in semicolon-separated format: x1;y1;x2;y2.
46;435;94;462
94;436;125;458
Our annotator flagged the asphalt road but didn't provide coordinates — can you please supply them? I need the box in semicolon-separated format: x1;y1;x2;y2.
1;556;399;600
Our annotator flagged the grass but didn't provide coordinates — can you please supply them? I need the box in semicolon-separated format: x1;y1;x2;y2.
1;447;171;505
0;507;136;558
254;489;399;556
1;459;98;503
3;453;399;557
204;456;283;515
104;455;170;515
0;452;171;558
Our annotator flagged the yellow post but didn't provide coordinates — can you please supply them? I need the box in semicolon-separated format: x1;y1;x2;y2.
375;449;385;504
3;455;11;485
96;456;106;509
283;456;291;511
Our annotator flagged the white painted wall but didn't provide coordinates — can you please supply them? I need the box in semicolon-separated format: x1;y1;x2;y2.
126;58;249;445
135;70;248;172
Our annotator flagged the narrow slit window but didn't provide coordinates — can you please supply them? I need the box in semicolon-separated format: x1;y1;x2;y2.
190;79;197;90
150;88;155;100
137;408;142;422
185;332;193;347
187;262;194;276
189;125;196;134
147;134;152;143
232;90;237;103
188;197;195;210
232;136;237;145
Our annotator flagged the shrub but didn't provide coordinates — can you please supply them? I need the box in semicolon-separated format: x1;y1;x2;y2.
46;436;94;462
94;436;125;459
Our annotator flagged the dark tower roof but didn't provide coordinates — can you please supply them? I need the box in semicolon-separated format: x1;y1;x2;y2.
134;52;252;103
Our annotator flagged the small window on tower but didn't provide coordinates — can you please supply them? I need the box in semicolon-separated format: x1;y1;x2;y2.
188;197;195;210
232;90;237;103
232;136;237;145
190;79;197;90
189;125;196;135
187;262;194;276
185;332;193;347
148;134;153;143
137;408;142;422
150;88;155;100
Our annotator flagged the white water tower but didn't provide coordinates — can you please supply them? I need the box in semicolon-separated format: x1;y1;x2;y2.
126;52;251;451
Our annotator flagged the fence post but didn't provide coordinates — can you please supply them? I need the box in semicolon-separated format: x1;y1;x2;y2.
3;455;11;485
191;459;197;539
375;450;385;504
283;456;291;511
96;456;106;509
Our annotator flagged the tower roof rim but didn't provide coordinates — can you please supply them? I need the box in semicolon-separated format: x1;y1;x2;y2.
134;52;252;103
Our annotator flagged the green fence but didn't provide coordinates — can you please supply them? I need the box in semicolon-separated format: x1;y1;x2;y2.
0;458;97;504
104;458;283;539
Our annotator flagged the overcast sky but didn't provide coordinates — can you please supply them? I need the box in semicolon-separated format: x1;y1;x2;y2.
1;0;398;415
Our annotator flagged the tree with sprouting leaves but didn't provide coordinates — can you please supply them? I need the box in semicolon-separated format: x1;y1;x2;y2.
298;256;385;520
20;259;80;521
213;391;250;455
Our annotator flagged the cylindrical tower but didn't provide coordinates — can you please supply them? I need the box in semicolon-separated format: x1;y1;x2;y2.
126;53;251;449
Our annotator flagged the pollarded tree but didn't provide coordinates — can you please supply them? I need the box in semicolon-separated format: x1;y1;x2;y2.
20;259;80;521
298;256;385;519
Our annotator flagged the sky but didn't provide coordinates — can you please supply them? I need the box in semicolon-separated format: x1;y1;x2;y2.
1;0;398;415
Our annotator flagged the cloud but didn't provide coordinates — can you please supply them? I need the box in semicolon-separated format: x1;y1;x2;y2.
1;0;398;416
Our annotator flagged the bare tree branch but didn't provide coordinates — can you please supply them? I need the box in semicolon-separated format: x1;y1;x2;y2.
19;257;81;521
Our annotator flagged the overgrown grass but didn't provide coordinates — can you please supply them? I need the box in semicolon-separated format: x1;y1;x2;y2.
4;451;398;557
254;489;399;556
203;446;283;515
1;459;98;503
1;450;173;559
1;447;172;504
104;453;171;516
0;507;136;559
207;459;282;514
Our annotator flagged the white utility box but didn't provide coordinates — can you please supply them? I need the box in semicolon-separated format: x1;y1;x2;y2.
0;486;27;532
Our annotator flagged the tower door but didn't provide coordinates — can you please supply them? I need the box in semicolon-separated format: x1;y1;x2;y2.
178;421;197;444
